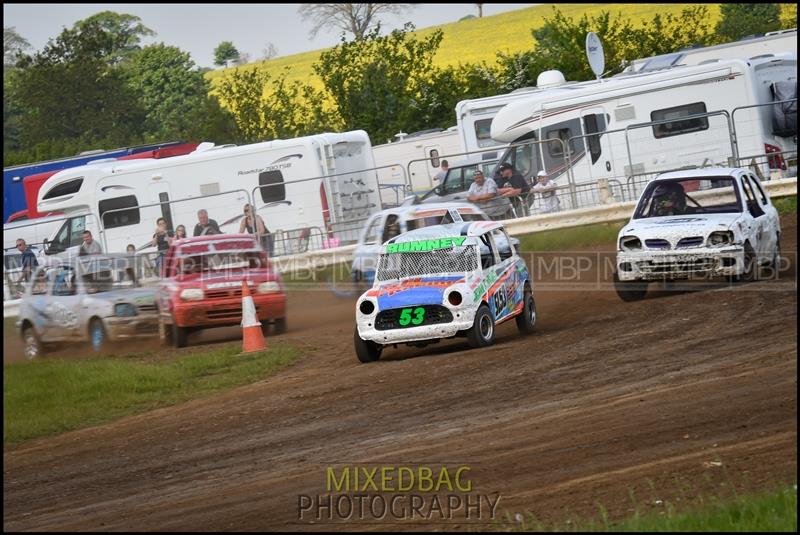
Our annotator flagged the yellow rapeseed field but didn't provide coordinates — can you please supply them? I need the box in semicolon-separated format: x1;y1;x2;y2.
206;3;793;102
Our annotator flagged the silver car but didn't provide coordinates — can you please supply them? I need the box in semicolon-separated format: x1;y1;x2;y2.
17;255;159;359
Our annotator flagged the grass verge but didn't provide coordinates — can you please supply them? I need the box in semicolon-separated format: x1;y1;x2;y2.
774;196;797;215
4;343;299;446
500;484;797;532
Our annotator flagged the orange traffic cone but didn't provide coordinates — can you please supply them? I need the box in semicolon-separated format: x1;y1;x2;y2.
241;280;267;353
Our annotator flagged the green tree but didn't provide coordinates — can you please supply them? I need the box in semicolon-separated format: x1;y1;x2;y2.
213;41;239;67
216;66;339;143
313;23;443;145
9;21;146;156
126;43;208;138
716;4;782;42
73;11;155;65
4;26;30;69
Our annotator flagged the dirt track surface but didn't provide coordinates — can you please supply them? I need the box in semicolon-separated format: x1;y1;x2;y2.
4;218;797;531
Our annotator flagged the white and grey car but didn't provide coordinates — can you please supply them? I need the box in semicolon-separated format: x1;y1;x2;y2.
17;255;159;359
615;167;781;301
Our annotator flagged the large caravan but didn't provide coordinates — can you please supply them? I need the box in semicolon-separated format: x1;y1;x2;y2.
36;131;381;256
489;54;797;196
371;127;462;196
455;31;797;160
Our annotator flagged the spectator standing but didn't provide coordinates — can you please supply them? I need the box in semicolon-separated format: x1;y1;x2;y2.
175;224;187;240
532;170;561;213
14;239;38;296
193;209;221;236
433;160;449;182
466;169;511;219
239;204;273;256
149;217;174;275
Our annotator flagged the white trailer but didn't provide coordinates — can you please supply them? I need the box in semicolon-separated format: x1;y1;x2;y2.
489;54;797;195
371;127;462;196
35;131;381;256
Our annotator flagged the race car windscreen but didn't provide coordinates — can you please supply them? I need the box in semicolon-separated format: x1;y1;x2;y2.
376;245;479;281
406;212;486;231
633;177;742;219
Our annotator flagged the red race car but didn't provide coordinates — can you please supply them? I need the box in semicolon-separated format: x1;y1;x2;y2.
156;234;286;347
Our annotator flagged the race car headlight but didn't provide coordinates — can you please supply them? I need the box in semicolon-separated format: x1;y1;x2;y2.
619;235;642;251
707;231;734;247
114;303;137;317
180;288;204;301
447;290;463;306
257;281;281;294
359;299;375;315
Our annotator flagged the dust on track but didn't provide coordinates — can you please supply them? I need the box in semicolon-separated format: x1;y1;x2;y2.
3;217;797;531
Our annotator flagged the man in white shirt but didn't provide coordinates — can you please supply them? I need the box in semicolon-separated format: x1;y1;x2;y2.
433;160;449;182
79;230;103;256
532;170;560;213
467;169;511;219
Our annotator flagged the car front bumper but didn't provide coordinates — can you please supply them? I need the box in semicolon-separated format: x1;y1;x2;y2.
617;246;745;281
171;293;287;328
106;314;160;339
357;306;476;346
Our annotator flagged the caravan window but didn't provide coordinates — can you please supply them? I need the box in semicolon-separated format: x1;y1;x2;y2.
42;178;83;200
99;195;140;229
651;102;708;139
474;119;493;144
545;118;584;159
582;114;607;164
429;149;440;169
259;170;286;204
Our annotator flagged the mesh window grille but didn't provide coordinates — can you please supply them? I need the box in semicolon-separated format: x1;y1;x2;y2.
376;245;478;281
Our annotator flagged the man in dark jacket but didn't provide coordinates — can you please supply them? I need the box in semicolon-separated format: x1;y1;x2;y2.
497;164;531;217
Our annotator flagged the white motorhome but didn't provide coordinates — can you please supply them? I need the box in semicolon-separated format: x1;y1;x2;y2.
35;131;381;256
455;31;797;160
371;127;462;196
489;54;797;195
624;29;797;74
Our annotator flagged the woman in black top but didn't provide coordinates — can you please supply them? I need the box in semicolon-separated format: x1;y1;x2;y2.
150;217;174;276
239;204;273;256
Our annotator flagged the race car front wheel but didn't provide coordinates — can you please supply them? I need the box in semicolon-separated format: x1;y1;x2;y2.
23;326;43;360
354;329;382;363
613;272;648;302
467;304;495;348
515;285;536;334
90;319;109;353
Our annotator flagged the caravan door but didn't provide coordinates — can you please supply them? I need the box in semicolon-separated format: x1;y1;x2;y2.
579;108;614;182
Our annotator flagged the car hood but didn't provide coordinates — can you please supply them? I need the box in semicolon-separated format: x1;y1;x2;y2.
366;276;464;309
89;287;157;306
621;214;741;240
172;269;278;288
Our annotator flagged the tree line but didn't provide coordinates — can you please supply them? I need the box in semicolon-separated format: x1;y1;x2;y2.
4;4;795;167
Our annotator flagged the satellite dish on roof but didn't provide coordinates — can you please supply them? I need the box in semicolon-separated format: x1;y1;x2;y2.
586;32;605;81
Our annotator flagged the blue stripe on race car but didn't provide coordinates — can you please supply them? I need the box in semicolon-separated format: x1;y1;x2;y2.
376;276;461;310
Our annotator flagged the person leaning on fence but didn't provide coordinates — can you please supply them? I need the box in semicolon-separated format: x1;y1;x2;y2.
532;170;561;214
497;163;531;217
239;204;273;256
79;230;103;256
193;209;221;236
466;169;511;219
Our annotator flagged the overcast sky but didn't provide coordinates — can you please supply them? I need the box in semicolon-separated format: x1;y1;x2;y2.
4;4;533;69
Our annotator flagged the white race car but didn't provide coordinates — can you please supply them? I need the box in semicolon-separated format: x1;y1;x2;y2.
354;219;536;363
615;167;781;301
